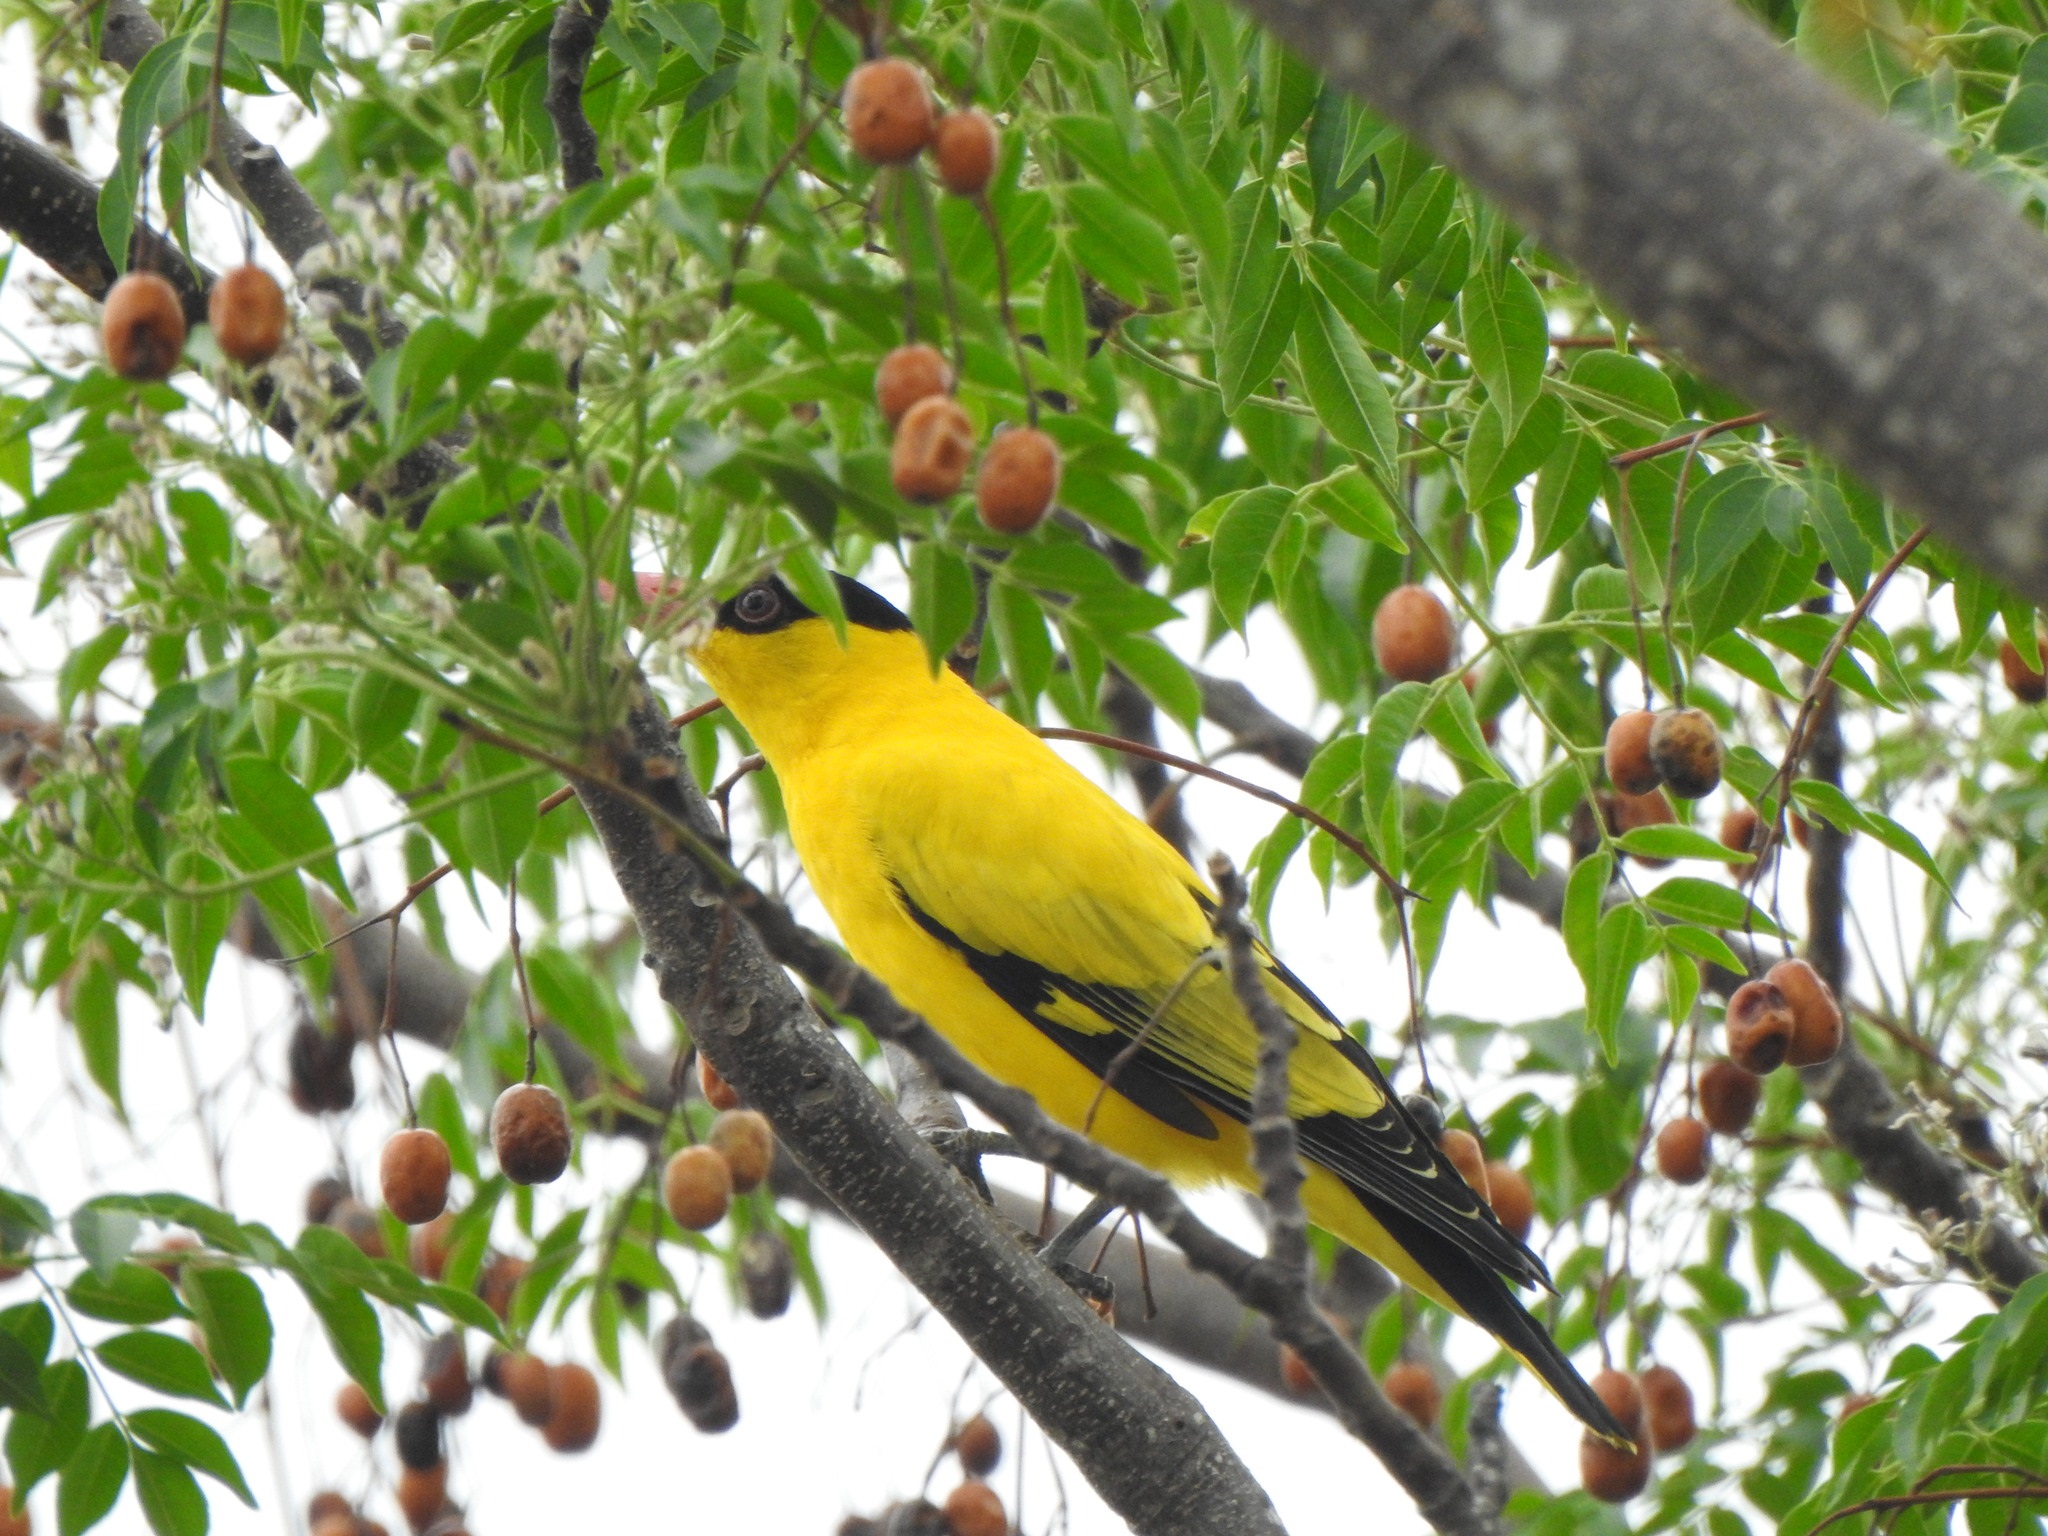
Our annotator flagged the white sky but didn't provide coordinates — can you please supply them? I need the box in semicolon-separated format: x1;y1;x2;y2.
0;19;2015;1535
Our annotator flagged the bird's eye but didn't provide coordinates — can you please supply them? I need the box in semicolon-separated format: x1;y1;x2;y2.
735;584;781;625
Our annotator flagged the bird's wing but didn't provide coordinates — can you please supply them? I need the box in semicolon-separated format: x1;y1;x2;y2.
870;747;1544;1286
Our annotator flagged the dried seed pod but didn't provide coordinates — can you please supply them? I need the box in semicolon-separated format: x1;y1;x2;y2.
1648;708;1723;799
1371;585;1455;684
1437;1129;1490;1201
288;1022;357;1114
542;1362;600;1452
490;1083;571;1185
931;109;998;197
2001;637;2048;703
953;1414;1001;1477
1640;1364;1696;1452
662;1144;733;1230
1726;979;1795;1074
1604;711;1661;796
381;1129;453;1225
738;1228;795;1319
336;1379;383;1438
1654;1118;1710;1185
421;1333;472;1417
1697;1059;1762;1136
1766;957;1844;1067
891;395;976;503
940;1481;1006;1536
393;1401;443;1471
1382;1361;1442;1429
707;1109;775;1194
843;58;934;165
1718;804;1773;883
208;264;288;366
975;427;1061;534
662;1337;739;1433
1483;1161;1535;1242
103;271;187;381
697;1053;741;1111
875;344;953;427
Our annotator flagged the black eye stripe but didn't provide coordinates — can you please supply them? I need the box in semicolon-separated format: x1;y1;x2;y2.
711;573;916;636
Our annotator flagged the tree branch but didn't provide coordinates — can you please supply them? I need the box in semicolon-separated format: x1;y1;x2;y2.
545;0;613;192
1228;0;2048;607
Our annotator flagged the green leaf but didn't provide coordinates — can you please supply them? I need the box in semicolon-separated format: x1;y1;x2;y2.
163;847;234;1019
1791;780;1954;901
1589;902;1651;1062
1094;631;1201;733
132;1448;209;1536
71;1204;141;1284
1376;168;1454;291
1042;247;1088;381
57;1422;128;1536
457;743;539;888
1530;425;1605;565
1643;877;1784;936
66;956;123;1117
94;1331;228;1409
1421;681;1507;779
1061;184;1180;307
130;1410;253;1509
908;540;976;675
6;1360;89;1496
219;755;348;900
1561;850;1611;985
0;1326;50;1418
1293;292;1398;477
66;1264;187;1326
1217;184;1302;413
1304;467;1404;551
524;945;639;1084
182;1266;271;1409
989;581;1054;708
1459;265;1548;434
58;624;130;718
1614;825;1748;865
1209;487;1294;632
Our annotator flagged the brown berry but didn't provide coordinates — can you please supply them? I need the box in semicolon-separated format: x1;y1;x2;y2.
1654;1118;1710;1185
542;1362;600;1452
662;1334;739;1432
380;1129;452;1225
892;395;976;503
336;1379;383;1438
843;58;934;165
1639;1364;1696;1452
1725;979;1795;1075
1580;1432;1652;1503
1483;1161;1535;1242
941;1480;1007;1536
663;1145;733;1230
328;1198;387;1259
875;344;953;428
1648;708;1723;800
408;1212;456;1282
954;1414;1001;1477
1382;1361;1442;1429
1604;710;1661;796
305;1175;351;1227
309;1492;354;1525
707;1109;775;1194
2002;638;2048;703
976;427;1061;534
697;1053;741;1111
288;1022;357;1114
491;1083;571;1185
310;1518;359;1536
1718;805;1771;883
1792;812;1813;850
208;264;287;366
1371;585;1455;684
1437;1129;1490;1201
495;1351;554;1427
478;1252;527;1320
1592;1367;1646;1437
931;110;998;197
739;1229;795;1319
1697;1059;1762;1137
1613;786;1676;866
393;1401;443;1470
395;1461;447;1533
421;1334;472;1416
1463;674;1500;746
143;1232;200;1284
102;271;187;381
1767;957;1844;1068
1277;1341;1317;1395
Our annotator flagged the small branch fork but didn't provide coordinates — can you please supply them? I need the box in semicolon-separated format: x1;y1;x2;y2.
488;721;1501;1536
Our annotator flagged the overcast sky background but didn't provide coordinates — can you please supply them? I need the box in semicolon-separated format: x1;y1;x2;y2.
0;20;2002;1534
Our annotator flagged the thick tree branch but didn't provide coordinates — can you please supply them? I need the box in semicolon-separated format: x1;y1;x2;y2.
1232;0;2048;607
546;0;614;192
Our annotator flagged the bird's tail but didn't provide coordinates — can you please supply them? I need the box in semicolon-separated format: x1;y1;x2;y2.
1342;1186;1636;1448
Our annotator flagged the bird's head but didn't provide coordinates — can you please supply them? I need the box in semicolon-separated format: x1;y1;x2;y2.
687;572;928;762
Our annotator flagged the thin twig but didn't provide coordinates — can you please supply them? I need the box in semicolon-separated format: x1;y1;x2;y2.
1608;410;1771;470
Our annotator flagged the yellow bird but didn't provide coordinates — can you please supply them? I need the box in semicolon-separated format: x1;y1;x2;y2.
689;571;1625;1443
